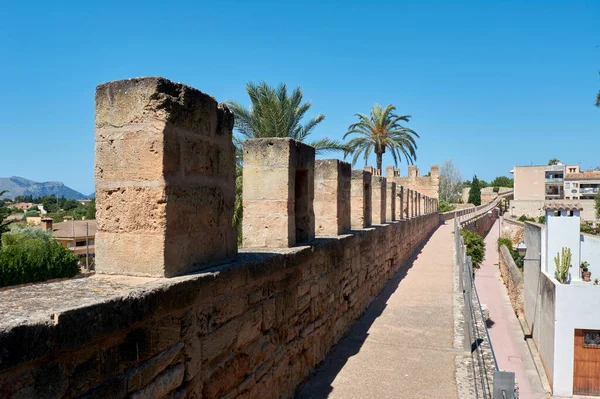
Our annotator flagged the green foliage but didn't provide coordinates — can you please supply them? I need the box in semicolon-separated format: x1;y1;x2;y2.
226;82;342;154
461;230;485;269
0;226;79;287
548;158;560;165
85;199;96;220
554;247;572;283
595;193;600;219
581;222;596;235
492;186;499;193
343;104;419;174
438;201;456;213
490;176;514;188
497;237;523;269
497;237;513;251
467;175;482;206
518;215;536;222
23;209;40;217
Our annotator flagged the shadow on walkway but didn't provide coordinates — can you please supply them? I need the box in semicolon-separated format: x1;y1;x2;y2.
295;228;438;398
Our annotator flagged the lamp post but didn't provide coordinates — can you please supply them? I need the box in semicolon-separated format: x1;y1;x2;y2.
517;242;527;258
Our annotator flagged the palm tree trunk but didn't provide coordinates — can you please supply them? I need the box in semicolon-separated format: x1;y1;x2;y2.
376;153;382;175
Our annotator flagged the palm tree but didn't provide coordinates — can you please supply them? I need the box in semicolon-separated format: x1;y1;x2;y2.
343;104;419;174
226;82;344;153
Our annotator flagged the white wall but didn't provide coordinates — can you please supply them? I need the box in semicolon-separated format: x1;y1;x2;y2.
580;233;600;280
552;282;600;396
546;211;581;280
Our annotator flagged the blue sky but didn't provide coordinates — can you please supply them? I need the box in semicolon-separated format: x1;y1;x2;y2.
0;0;598;194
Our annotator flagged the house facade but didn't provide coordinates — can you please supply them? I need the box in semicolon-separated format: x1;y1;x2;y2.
523;204;600;396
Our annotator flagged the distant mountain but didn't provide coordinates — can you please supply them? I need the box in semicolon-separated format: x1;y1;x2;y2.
0;176;88;200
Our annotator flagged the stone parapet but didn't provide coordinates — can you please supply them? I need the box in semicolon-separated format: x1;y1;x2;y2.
242;138;315;248
350;170;372;229
386;182;396;222
371;176;387;224
94;77;237;277
0;214;440;399
387;164;439;200
314;159;351;236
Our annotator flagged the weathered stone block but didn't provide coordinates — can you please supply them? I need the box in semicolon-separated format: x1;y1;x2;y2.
127;342;184;393
350;170;372;229
242;138;315;248
386;182;396;222
94;77;237;277
129;363;184;399
314;159;351;236
371;176;386;224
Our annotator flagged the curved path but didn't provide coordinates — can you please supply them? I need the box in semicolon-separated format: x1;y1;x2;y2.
297;223;458;399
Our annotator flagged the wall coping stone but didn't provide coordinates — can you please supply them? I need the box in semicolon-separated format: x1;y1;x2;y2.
0;214;434;373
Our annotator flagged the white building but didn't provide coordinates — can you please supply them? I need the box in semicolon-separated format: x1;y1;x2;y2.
523;203;600;396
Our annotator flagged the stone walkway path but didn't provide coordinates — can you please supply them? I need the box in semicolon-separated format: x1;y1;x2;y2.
297;223;457;399
475;219;548;399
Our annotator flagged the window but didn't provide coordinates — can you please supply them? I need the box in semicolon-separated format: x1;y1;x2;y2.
566;183;571;189
75;241;86;247
584;330;600;347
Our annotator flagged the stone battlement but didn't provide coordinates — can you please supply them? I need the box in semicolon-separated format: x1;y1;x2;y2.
0;77;440;399
387;164;440;200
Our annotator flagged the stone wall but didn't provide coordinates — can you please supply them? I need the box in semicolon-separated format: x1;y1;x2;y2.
0;77;441;399
499;245;524;316
0;214;439;399
387;165;439;199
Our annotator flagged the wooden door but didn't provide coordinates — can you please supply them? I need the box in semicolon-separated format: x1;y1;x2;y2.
573;329;600;396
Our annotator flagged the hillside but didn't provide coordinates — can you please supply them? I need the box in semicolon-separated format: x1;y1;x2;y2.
0;176;88;200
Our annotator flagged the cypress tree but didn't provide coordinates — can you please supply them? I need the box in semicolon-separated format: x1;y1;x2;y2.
468;175;482;206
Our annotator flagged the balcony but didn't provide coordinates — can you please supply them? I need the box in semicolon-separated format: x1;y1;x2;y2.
580;187;599;194
545;178;563;184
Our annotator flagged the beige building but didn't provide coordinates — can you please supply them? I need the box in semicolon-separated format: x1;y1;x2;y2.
564;170;600;201
510;163;598;220
42;218;97;256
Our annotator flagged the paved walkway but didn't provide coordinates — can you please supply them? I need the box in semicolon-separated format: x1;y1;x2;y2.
297;223;457;399
475;219;548;399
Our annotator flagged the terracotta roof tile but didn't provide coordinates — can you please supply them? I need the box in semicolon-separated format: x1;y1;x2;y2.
543;202;584;211
565;171;600;180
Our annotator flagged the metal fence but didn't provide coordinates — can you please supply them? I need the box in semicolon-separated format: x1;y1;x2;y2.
454;198;516;399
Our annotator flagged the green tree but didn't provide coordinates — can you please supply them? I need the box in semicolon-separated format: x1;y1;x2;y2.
343;104;419;174
548;158;561;165
468;175;482;206
0;225;79;287
595;193;600;219
85;199;96;220
226;82;344;153
461;230;485;269
490;176;514;188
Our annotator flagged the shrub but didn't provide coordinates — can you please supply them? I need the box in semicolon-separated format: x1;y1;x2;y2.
23;209;40;217
497;237;512;251
461;230;485;269
493;186;500;193
518;215;535;222
439;200;456;213
581;223;595;235
497;237;523;269
537;216;545;224
0;226;79;287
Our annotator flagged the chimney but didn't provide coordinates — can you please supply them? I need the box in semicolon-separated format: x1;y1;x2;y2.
41;217;53;232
